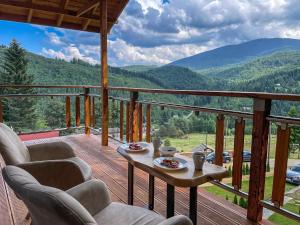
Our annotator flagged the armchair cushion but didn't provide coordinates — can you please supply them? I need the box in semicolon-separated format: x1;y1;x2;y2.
158;215;193;225
27;141;76;161
3;166;97;225
67;179;111;216
0;123;30;165
93;202;165;225
18;158;91;190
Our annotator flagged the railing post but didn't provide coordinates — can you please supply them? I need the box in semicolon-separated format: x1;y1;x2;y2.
232;117;245;190
126;102;130;143
146;104;151;143
0;98;3;123
215;114;225;166
272;123;290;207
75;96;80;127
101;0;109;146
65;96;71;128
119;100;124;141
247;99;271;222
84;88;91;135
92;96;96;127
130;92;139;142
138;103;143;141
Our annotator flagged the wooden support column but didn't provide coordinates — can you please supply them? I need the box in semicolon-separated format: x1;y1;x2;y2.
138;103;143;141
146;104;151;143
92;96;96;127
84;88;91;135
65;96;71;128
0;98;3;123
75;96;80;127
120;101;124;141
130;92;139;142
215;114;225;166
101;0;109;146
272;124;290;207
247;99;271;222
126;102;130;143
232;117;245;190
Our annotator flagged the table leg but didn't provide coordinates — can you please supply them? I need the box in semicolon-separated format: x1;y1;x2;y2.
128;163;134;205
189;186;198;225
148;175;155;210
167;184;175;218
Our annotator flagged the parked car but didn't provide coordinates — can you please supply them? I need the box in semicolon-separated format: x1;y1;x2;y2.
206;152;231;163
243;150;252;162
286;164;300;185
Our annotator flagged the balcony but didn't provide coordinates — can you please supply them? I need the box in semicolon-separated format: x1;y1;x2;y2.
0;85;299;225
0;134;273;225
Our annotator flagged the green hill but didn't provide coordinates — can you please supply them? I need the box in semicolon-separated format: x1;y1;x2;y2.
1;45;299;117
199;51;300;81
171;38;300;70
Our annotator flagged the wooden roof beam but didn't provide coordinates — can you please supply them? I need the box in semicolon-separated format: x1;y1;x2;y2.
82;1;99;31
27;9;33;22
0;12;100;33
76;0;100;17
57;0;69;26
0;0;113;22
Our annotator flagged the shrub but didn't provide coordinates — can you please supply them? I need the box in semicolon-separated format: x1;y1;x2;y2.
233;195;238;205
245;163;250;175
164;139;171;146
239;197;246;208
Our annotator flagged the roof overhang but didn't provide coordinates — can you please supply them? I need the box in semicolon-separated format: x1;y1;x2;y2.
0;0;129;33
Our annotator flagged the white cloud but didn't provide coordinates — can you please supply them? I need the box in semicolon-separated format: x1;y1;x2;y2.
46;32;64;45
38;0;300;66
109;39;208;65
42;44;98;65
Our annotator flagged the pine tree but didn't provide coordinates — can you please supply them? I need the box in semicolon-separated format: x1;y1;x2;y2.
245;163;250;175
233;195;238;204
0;39;37;131
288;106;300;156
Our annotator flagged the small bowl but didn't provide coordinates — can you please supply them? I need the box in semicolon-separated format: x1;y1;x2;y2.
160;146;177;157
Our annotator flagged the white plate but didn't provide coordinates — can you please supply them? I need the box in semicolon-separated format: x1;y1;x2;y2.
153;157;188;171
122;142;149;153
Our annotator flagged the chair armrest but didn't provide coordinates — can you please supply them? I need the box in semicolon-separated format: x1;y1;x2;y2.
17;160;85;190
67;179;111;216
158;215;193;225
27;141;76;161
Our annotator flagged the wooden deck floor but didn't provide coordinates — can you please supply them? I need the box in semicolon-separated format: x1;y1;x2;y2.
0;134;273;225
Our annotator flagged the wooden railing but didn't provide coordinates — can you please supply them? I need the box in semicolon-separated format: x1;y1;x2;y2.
0;85;300;223
0;85;101;134
107;87;300;223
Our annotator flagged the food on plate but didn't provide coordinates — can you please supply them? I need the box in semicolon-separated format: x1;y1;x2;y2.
128;143;143;151
160;159;179;168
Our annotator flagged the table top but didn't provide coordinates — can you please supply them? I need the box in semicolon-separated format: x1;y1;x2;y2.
117;143;228;187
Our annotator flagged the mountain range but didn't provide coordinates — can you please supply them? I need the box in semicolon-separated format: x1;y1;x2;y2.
0;38;299;116
170;38;300;70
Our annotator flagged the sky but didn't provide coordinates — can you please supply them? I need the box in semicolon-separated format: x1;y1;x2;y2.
1;0;300;66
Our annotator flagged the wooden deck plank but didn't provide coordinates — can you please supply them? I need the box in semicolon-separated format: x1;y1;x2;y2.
0;134;274;225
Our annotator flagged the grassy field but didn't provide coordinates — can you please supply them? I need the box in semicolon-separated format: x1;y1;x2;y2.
203;176;298;225
269;202;300;225
203;176;296;202
166;133;300;159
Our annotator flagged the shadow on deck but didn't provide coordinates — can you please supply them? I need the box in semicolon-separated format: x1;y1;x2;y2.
0;134;273;225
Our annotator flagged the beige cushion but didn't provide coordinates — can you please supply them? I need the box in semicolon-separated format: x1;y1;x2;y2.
3;166;97;225
67;157;92;182
0;123;30;165
94;202;164;225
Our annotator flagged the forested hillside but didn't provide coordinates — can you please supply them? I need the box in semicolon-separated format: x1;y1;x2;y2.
171;38;300;69
199;51;300;81
1;41;299;132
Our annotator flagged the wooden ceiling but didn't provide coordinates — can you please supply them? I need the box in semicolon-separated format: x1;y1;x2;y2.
0;0;129;33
